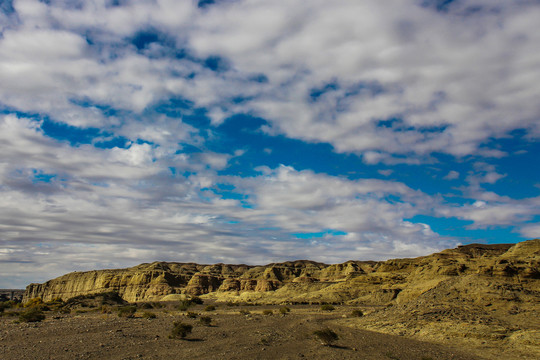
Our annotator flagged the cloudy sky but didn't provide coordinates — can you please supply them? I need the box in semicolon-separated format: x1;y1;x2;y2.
1;0;539;288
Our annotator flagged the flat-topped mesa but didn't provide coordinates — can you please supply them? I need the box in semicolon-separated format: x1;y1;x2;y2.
23;239;540;304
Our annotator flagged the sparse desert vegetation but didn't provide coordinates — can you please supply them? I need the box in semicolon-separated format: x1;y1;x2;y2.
17;307;45;323
199;315;212;326
313;328;339;346
169;321;193;339
0;300;491;359
117;305;137;318
279;306;290;315
2;239;538;359
320;304;335;311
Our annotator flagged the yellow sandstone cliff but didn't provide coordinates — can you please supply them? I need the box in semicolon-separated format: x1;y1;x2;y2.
24;239;539;306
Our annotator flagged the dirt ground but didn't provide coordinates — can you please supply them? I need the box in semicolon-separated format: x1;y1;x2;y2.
0;303;485;360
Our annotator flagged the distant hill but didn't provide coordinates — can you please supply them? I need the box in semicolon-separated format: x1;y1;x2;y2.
0;289;24;302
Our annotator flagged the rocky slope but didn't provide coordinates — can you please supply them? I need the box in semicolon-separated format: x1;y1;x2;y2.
24;239;539;305
23;239;540;358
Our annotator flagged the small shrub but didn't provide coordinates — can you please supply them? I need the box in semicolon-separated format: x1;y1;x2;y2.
204;305;216;312
320;304;335;311
63;292;126;310
24;298;43;308
259;336;271;345
190;296;204;305
142;311;157;319
186;311;198;319
313;328;339;346
169;322;193;339
351;309;364;317
279;306;290;315
44;298;64;309
262;309;273;316
199;316;212;326
2;310;21;318
0;300;17;312
18;308;45;323
178;300;192;311
117;306;137;318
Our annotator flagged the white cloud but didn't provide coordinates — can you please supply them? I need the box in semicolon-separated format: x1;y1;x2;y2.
187;0;540;158
444;170;459;180
0;0;538;287
0;119;456;285
519;224;540;239
437;197;540;228
1;0;537;158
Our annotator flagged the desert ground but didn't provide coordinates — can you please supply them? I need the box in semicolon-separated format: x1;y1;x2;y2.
0;300;510;360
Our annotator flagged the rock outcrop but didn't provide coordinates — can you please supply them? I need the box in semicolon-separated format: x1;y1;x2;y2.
24;239;540;306
22;239;540;359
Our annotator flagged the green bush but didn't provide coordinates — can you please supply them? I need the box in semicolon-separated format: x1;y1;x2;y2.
279;306;290;315
320;304;335;311
0;300;17;312
18;308;45;323
204;305;216;311
190;296;203;305
178;300;192;311
313;328;339;346
24;298;43;308
178;297;203;311
142;311;157;319
186;311;198;319
169;322;193;339
117;306;137;318
351;309;364;317
199;316;212;326
64;292;126;310
43;298;64;311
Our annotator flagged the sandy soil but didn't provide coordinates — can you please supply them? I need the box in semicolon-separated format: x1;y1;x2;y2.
0;303;482;360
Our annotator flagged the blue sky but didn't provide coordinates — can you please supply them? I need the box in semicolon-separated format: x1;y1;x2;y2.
0;0;539;288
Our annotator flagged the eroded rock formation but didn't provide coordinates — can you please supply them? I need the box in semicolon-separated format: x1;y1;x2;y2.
22;239;540;359
24;239;539;306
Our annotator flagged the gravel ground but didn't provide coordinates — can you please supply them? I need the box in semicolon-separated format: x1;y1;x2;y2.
0;305;482;360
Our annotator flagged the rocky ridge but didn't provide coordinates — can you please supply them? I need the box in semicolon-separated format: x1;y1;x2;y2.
22;239;540;359
24;240;539;305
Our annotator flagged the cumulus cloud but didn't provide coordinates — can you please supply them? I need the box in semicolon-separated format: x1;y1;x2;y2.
0;116;453;285
444;170;460;180
1;0;537;155
187;0;540;159
0;0;538;287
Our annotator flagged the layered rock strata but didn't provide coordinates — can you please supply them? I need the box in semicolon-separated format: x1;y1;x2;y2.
24;239;539;306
